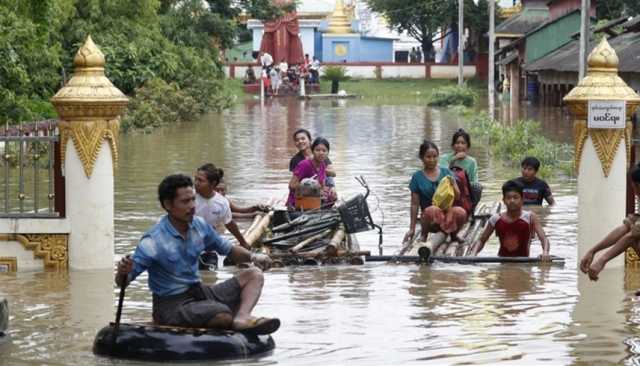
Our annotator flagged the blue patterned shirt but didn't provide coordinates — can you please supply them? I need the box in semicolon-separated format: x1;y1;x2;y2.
128;215;233;296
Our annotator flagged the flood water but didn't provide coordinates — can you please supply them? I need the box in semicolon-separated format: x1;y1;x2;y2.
2;98;640;365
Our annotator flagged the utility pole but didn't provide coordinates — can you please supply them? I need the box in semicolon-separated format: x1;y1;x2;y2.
578;0;590;80
458;0;464;86
488;0;495;119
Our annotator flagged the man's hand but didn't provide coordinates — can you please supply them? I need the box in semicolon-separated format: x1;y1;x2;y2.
253;204;271;213
116;255;133;287
579;250;594;274
404;229;415;243
250;253;272;271
588;259;605;281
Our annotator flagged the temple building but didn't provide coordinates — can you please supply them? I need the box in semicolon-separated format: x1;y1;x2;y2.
247;0;395;63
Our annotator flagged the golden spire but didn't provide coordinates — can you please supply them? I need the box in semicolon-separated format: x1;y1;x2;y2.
326;0;353;34
51;36;128;178
564;38;639;104
587;37;619;72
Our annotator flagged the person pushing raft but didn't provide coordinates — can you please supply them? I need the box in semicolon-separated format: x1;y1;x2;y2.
580;163;640;281
116;174;280;335
470;179;551;260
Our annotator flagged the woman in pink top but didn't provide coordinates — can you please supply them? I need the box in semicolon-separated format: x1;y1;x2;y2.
288;137;336;208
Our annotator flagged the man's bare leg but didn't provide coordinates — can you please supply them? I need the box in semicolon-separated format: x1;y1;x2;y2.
231;267;264;329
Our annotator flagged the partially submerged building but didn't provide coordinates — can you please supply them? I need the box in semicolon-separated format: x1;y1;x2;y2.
526;16;637;105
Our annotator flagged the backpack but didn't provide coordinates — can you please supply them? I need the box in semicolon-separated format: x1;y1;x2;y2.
450;166;473;215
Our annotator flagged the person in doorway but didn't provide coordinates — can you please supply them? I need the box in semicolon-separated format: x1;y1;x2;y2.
514;156;555;206
580;163;640;281
409;47;417;63
115;174;279;334
416;47;423;63
288;137;337;208
404;140;468;243
470;179;551;259
194;163;251;250
439;128;479;184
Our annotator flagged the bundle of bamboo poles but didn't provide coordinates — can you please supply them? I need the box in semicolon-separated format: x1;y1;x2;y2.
240;209;368;267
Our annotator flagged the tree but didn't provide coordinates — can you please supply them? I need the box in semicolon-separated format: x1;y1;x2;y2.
596;0;640;20
365;0;489;58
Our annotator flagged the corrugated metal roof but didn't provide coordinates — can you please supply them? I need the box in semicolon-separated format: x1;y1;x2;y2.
498;52;519;65
526;31;640;73
496;8;549;35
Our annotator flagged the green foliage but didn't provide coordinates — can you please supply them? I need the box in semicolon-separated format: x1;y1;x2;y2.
428;85;478;107
321;66;350;82
0;0;284;130
121;78;234;132
464;111;574;177
365;0;489;55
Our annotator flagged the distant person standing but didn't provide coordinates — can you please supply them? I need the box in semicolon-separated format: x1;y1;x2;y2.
309;57;320;84
269;67;280;95
279;58;288;77
416;47;423;63
260;52;273;72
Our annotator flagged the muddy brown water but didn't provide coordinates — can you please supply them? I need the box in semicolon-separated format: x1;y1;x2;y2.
2;98;640;365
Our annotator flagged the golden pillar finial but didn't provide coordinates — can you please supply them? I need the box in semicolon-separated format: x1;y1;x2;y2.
51;36;128;178
564;37;640;177
326;0;353;34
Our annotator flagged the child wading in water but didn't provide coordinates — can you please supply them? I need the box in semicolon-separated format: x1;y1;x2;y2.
580;163;640;281
515;156;555;206
470;179;551;260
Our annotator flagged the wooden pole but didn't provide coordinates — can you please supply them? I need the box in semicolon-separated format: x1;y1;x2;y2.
458;0;464;86
488;0;495;119
578;0;590;80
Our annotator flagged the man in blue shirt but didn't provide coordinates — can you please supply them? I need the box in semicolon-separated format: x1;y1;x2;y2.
116;174;279;335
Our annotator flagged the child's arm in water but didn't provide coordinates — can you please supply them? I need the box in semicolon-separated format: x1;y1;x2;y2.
531;212;550;260
587;231;639;281
580;223;630;274
470;223;495;256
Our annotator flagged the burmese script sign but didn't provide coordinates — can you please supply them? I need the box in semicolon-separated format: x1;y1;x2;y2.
588;100;626;129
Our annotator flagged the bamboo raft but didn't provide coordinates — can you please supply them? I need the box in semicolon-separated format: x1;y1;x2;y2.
366;201;565;265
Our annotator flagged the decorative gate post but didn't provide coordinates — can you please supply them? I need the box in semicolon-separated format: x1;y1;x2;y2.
51;36;128;270
563;38;640;268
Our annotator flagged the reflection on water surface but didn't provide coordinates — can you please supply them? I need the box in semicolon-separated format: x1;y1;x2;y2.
2;98;640;365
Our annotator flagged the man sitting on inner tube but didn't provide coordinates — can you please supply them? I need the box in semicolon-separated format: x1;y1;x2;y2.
116;174;280;335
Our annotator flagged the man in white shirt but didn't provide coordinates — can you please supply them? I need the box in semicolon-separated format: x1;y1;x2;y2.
260;52;273;69
194;163;250;249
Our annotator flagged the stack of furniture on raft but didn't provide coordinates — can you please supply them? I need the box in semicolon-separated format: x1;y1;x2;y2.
236;177;382;267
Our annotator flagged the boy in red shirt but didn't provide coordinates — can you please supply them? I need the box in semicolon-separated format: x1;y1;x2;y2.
470;179;551;259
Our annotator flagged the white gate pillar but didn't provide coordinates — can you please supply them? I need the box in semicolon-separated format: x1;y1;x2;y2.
51;36;128;270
